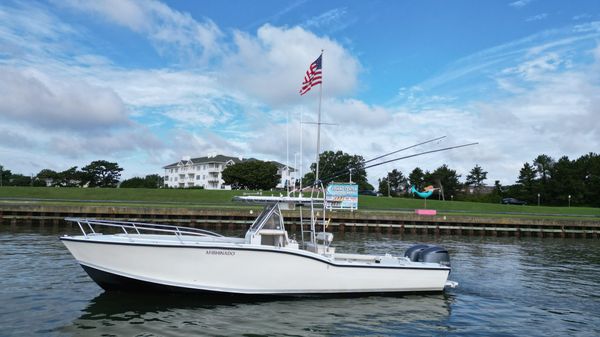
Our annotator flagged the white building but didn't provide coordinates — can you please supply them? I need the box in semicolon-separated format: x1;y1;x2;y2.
163;155;296;190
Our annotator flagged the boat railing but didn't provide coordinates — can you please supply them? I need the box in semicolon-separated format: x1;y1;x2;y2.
65;217;224;243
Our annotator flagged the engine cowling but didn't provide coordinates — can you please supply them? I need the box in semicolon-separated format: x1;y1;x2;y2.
404;244;451;266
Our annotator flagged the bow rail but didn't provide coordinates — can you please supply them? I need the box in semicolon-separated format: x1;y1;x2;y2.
65;217;223;243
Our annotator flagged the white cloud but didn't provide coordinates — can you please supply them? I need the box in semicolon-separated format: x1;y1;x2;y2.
501;52;563;81
326;99;392;127
301;8;355;34
526;13;548;22
0;67;129;130
59;0;224;63
223;24;360;107
2;0;600;188
509;0;533;9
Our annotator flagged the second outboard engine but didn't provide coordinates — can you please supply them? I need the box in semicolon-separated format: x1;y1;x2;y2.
420;246;451;266
404;244;430;262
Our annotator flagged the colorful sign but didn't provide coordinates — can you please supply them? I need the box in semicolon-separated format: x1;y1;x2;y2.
326;183;358;210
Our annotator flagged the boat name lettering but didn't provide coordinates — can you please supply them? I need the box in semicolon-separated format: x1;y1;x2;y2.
206;250;236;256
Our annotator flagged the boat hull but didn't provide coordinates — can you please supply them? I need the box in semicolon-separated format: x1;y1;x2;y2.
61;237;451;295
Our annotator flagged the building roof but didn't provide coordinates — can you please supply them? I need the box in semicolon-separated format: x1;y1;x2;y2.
163;154;295;171
163;155;242;169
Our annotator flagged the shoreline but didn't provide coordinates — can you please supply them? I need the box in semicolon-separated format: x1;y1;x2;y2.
2;202;598;239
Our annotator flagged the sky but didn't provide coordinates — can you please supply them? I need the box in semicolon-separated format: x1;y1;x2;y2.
1;0;600;187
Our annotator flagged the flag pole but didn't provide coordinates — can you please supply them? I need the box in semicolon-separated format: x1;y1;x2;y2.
300;108;303;195
315;50;323;184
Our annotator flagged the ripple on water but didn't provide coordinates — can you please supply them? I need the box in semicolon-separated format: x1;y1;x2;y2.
1;228;599;336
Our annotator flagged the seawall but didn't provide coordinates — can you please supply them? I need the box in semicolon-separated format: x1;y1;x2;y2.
1;204;598;238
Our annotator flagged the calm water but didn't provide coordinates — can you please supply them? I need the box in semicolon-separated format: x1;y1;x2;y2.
1;225;599;337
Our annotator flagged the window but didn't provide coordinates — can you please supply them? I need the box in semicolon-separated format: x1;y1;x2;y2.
196;176;200;180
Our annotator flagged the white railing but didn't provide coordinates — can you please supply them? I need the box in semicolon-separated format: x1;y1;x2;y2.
65;217;223;243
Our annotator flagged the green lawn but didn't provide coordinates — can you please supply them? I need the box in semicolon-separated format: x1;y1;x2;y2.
358;195;600;217
0;186;247;205
0;187;598;219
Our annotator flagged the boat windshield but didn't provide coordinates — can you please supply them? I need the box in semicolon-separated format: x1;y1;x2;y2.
249;203;284;232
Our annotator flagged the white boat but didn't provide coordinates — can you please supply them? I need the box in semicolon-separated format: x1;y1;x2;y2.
61;195;457;297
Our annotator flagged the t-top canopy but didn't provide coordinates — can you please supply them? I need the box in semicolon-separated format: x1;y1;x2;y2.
233;195;323;207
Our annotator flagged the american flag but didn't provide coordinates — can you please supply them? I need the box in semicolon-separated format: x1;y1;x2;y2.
299;54;322;95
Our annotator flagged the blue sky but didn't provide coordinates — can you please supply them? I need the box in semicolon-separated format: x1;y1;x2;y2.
1;0;600;186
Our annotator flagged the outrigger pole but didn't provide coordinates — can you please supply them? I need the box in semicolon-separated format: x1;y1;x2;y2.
313;141;479;186
364;136;446;164
309;135;448;187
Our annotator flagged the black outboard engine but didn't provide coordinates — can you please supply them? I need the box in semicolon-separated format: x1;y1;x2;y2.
421;246;450;266
405;244;451;266
404;244;430;262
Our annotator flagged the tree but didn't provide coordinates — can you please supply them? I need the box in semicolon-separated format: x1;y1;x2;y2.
408;167;425;189
533;154;555;198
304;151;371;191
7;174;32;186
120;174;164;188
577;152;600;207
222;161;280;190
55;166;82;187
144;174;164;188
516;162;537;201
378;178;389;196
465;164;488;192
120;177;147;188
36;169;58;186
81;160;123;187
425;164;462;199
548;156;583;206
533;154;555;182
1;167;12;187
379;169;407;196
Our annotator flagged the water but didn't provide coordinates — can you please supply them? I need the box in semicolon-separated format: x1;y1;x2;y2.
1;225;599;336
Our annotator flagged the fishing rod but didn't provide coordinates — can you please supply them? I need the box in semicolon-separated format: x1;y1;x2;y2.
311;142;479;186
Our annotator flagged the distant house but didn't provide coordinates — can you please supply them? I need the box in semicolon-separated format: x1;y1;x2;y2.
163;154;296;190
462;185;495;195
270;161;296;189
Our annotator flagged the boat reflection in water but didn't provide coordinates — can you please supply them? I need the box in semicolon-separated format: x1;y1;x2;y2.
61;291;453;336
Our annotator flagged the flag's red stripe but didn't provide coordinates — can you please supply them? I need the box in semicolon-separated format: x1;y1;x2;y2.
299;56;323;95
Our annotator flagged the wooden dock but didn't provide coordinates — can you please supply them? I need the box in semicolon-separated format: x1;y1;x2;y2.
1;204;598;238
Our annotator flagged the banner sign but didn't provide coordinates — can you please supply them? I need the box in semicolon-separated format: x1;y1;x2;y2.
325;183;358;210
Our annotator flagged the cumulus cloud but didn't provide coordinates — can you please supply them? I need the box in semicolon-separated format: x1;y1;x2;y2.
48;128;164;158
59;0;223;63
0;67;130;130
222;24;360;106
163;129;246;163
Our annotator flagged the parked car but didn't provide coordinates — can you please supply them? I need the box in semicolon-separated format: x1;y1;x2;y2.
501;197;527;205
